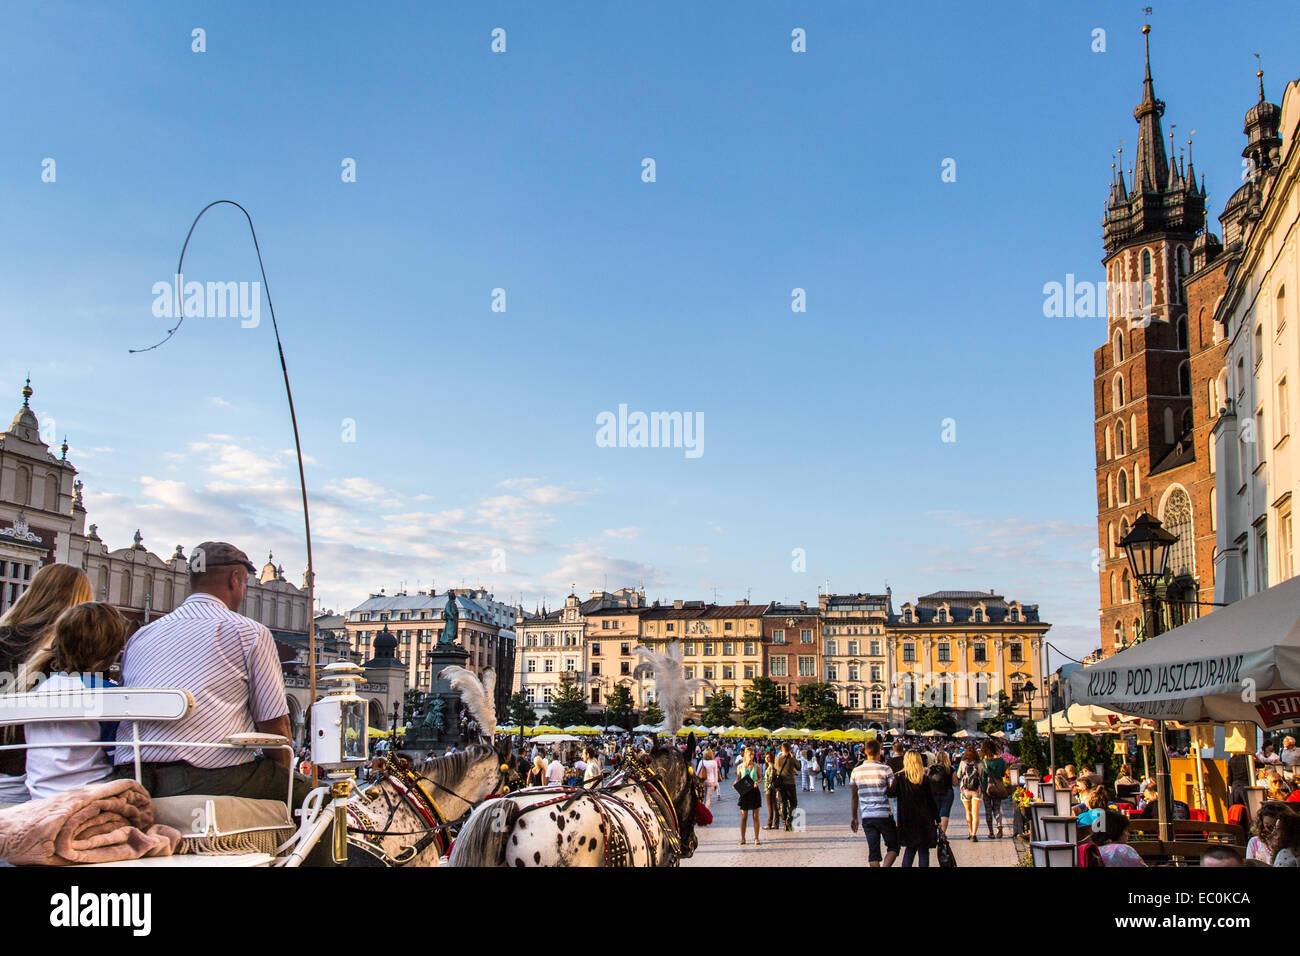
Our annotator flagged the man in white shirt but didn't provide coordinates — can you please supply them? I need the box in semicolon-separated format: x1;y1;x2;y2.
546;753;565;784
1281;736;1300;768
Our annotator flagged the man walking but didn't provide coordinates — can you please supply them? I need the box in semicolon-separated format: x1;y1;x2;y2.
774;741;800;831
850;737;898;867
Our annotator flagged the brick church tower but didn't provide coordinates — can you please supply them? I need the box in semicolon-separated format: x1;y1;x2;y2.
1094;25;1221;656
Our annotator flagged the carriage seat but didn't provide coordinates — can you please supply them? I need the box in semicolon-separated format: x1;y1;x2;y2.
151;794;295;856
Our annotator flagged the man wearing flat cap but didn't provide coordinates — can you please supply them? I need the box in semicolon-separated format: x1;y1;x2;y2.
110;542;318;825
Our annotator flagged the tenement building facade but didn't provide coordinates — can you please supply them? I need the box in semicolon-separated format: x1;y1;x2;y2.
1213;76;1300;604
346;587;518;713
818;592;892;726
890;591;1048;732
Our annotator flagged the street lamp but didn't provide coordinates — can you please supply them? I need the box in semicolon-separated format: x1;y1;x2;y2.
1021;680;1037;724
1118;511;1179;844
1119;513;1177;642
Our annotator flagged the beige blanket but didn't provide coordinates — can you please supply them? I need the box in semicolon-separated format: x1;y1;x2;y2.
0;779;182;865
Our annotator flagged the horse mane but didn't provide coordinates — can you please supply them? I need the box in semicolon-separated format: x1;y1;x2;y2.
415;743;496;788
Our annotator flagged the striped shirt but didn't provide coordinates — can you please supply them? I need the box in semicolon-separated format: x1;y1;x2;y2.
850;759;895;819
113;593;288;768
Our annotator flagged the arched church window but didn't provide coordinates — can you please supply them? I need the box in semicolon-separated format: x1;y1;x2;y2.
1161;487;1195;578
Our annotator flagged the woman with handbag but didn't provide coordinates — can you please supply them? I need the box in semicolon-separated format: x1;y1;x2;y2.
956;745;984;842
734;746;763;846
888;752;940;867
980;739;1008;839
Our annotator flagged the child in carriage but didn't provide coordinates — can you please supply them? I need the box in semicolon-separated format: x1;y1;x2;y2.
24;603;128;800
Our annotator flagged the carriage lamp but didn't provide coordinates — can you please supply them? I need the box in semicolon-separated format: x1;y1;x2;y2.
312;661;369;769
311;661;368;863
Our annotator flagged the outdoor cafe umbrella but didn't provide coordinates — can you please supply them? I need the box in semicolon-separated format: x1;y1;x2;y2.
1071;575;1300;840
633;724;659;733
920;730;944;738
1069;574;1300;726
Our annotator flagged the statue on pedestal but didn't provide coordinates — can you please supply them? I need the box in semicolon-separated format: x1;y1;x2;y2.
439;589;459;646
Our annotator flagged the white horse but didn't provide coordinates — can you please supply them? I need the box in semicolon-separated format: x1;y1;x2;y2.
447;736;702;867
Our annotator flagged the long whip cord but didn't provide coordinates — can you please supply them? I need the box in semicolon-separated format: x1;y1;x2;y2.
131;200;318;787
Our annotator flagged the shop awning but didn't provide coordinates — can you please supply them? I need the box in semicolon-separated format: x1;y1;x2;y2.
1069;575;1300;727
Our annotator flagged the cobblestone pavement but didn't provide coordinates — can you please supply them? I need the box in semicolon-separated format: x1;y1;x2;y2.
683;777;1021;867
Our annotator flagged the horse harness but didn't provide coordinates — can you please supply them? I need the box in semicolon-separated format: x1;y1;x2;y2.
499;758;690;867
347;756;489;865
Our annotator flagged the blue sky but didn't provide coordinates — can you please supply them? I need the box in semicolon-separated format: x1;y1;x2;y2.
3;1;1297;659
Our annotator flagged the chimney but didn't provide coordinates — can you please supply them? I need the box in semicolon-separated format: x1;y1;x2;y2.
673;599;683;609
800;601;807;610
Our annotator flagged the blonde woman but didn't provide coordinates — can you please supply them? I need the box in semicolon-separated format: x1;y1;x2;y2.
0;564;94;804
735;746;762;846
697;748;720;808
888;751;940;867
525;755;548;788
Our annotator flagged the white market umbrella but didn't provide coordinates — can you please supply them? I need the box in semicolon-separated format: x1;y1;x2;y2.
1069;575;1300;725
952;730;972;738
531;733;581;744
921;730;944;737
632;724;659;733
605;725;625;733
886;728;904;736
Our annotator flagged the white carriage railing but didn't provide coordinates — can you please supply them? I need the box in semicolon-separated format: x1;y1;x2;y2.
0;687;320;862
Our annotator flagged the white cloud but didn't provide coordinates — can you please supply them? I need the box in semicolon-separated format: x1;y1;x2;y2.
603;526;643;540
324;477;400;502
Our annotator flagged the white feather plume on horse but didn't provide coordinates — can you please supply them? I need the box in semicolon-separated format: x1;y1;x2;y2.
632;642;711;733
438;665;497;739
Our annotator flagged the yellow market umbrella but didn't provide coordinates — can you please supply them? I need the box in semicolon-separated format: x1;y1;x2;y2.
749;727;772;738
722;727;749;738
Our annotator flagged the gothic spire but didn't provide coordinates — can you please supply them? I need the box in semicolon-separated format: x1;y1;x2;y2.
1132;24;1169;193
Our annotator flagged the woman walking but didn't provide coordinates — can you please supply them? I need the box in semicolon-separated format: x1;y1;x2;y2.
697;748;721;808
0;564;94;804
822;749;838;793
956;745;984;842
980;739;1007;839
927;750;956;834
889;752;940;867
736;746;763;846
763;751;779;829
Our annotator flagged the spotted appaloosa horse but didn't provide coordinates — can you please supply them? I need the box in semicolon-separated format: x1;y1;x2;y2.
446;735;703;867
346;741;519;866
